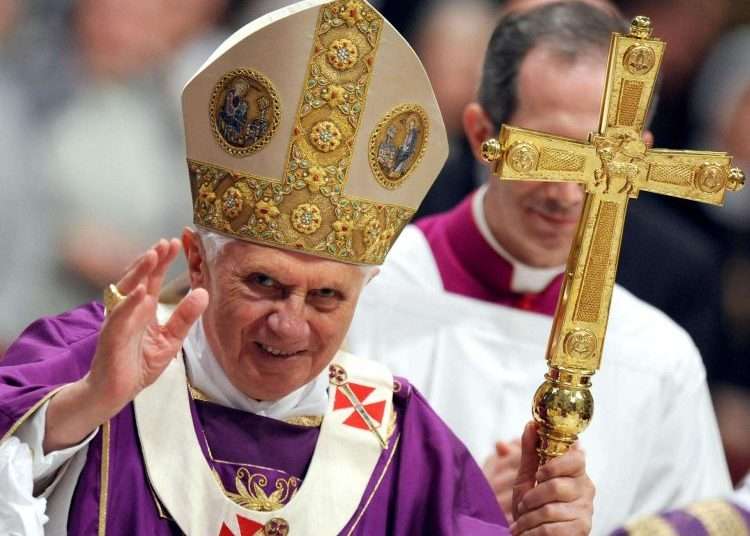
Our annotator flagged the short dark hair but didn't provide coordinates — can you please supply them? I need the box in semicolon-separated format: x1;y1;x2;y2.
478;1;627;127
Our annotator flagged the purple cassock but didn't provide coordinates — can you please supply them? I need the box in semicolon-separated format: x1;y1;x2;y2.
0;303;509;535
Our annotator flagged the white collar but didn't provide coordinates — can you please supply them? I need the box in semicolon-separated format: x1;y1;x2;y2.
472;184;565;293
181;316;329;420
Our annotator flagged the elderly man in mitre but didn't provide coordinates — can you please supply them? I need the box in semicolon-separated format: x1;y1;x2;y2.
0;1;594;535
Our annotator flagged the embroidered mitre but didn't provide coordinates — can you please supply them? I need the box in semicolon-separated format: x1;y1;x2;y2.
183;0;448;265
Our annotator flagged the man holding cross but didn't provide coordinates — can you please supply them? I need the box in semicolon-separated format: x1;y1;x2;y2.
347;2;732;533
0;1;598;534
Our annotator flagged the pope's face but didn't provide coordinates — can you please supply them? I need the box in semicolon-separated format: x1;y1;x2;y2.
485;46;606;267
186;232;370;401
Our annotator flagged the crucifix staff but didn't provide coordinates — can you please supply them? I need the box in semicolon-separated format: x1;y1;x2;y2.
481;16;745;462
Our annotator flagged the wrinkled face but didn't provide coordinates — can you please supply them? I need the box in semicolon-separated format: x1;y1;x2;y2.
485;46;606;267
185;231;370;401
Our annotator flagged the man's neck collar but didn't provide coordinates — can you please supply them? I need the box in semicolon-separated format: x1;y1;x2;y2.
472;184;565;293
182;316;329;420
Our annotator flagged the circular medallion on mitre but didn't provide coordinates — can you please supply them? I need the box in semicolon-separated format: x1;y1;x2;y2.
623;44;656;76
210;69;280;157
369;104;429;190
695;163;727;194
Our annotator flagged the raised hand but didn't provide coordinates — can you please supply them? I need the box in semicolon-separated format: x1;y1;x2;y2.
509;422;594;536
43;239;208;453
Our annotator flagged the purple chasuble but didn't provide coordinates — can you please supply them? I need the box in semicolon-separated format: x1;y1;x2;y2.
609;501;750;535
0;303;509;535
415;193;563;316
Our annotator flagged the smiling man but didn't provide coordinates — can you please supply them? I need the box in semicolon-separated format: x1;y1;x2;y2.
0;1;596;535
347;2;730;534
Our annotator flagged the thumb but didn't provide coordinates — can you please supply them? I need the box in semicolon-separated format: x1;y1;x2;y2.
512;421;540;520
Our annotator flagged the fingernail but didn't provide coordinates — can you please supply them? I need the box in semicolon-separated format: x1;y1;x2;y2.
518;501;526;514
509;521;517;533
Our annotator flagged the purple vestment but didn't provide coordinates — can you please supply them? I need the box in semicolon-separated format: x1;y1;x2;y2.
0;303;509;534
416;193;563;315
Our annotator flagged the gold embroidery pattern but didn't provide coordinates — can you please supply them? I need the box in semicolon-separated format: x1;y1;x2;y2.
222;187;244;219
327;39;359;71
192;1;411;264
284;415;324;427
190;159;413;265
624;516;678;536
687;500;750;536
369;104;430;190
215;467;301;512
291;203;323;234
310;120;343;152
209;69;281;157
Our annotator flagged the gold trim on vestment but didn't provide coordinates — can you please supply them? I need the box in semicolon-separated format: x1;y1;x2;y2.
345;432;401;535
98;420;111;536
624;515;679;536
0;385;68;442
687;500;750;536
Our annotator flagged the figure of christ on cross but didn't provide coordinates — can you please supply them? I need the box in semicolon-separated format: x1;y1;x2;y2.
481;15;745;461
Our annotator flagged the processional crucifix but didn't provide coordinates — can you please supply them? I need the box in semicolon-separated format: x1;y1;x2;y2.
481;16;745;462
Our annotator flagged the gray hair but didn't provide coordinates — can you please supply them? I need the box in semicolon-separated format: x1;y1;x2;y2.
478;1;627;128
195;227;376;278
196;227;235;262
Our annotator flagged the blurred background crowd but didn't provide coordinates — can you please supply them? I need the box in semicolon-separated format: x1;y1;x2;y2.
1;0;750;483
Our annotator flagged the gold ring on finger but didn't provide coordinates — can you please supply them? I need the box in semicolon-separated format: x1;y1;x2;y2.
103;284;127;316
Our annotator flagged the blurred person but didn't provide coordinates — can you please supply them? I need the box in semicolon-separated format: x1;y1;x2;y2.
0;0;66;352
502;0;620;15
347;3;731;534
692;26;750;484
44;0;230;310
619;0;730;150
412;0;497;218
0;2;595;534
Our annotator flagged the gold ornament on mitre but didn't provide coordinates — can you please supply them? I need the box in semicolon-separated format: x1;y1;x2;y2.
182;0;448;265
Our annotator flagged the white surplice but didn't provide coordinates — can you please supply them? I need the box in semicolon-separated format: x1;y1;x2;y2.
346;220;731;535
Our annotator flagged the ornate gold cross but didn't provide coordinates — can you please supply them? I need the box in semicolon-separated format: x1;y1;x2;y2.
481;16;745;461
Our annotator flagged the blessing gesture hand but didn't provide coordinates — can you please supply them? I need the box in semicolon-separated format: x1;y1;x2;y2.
44;239;208;453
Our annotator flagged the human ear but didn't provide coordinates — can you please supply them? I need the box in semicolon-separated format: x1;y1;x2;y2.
642;129;654;148
463;102;496;162
182;228;208;289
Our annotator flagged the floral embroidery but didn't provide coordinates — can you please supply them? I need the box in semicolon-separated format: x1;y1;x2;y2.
322;85;347;109
254;200;280;222
305;166;327;192
309;121;342;153
189;2;416;265
333;218;354;239
221;187;244;219
326;39;358;71
291;203;323;235
341;1;364;26
363;218;382;246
